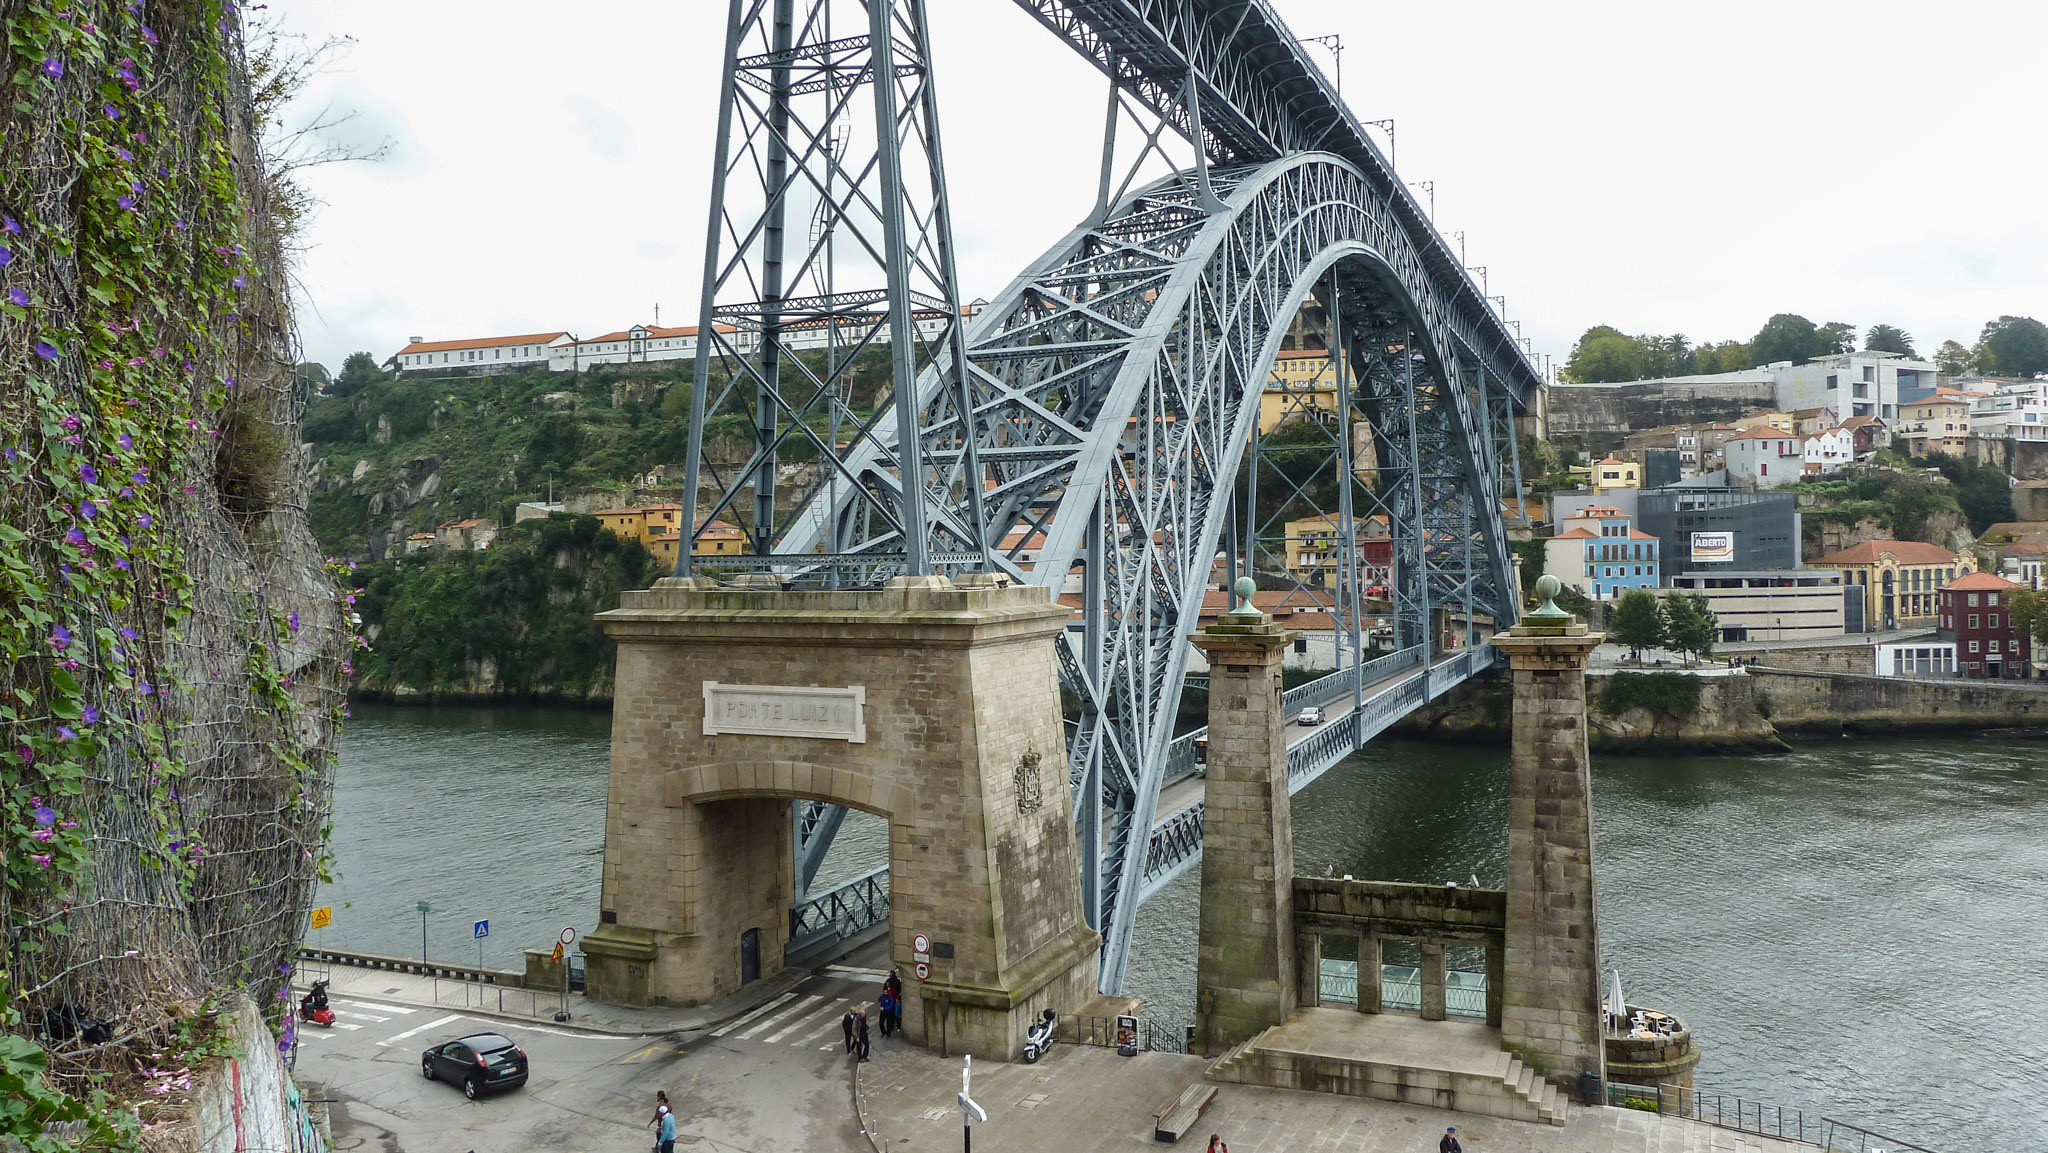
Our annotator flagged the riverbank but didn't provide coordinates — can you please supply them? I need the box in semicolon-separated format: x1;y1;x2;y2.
1392;661;2048;754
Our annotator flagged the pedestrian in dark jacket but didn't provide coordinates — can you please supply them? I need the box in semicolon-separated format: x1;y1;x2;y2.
842;1008;857;1053
1439;1125;1461;1153
855;1008;872;1062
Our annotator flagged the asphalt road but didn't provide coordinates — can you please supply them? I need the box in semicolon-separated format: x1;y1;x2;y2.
298;965;888;1153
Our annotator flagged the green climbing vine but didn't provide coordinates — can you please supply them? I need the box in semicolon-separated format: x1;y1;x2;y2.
2;0;357;1138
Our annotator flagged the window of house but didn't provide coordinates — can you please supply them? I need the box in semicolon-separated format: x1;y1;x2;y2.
1969;614;1979;629
1968;593;1980;607
1969;641;1980;653
1826;375;1838;389
1863;366;1876;382
1990;639;2002;653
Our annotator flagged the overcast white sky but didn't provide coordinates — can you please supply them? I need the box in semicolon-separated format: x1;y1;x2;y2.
271;1;2048;376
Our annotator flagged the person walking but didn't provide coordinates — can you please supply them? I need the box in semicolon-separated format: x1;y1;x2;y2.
1439;1125;1461;1153
656;1104;677;1153
649;1093;674;1153
855;1007;872;1062
878;987;898;1037
1205;1135;1228;1153
842;1007;857;1054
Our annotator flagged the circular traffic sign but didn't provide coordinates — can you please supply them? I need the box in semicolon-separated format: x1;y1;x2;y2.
559;926;578;946
914;961;931;981
912;932;931;955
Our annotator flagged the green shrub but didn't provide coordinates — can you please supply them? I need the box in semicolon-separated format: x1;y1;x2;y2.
1600;671;1702;717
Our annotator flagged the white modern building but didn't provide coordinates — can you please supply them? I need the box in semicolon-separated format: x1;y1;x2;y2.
1666;569;1849;643
1874;640;1958;678
1969;380;2048;443
390;331;569;374
1773;352;1938;425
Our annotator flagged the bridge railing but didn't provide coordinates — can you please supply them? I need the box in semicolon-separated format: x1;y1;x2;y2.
789;870;890;953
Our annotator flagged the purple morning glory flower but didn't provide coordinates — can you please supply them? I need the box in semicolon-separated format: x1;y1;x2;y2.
104;105;121;120
142;26;158;45
56;727;76;742
135;513;152;528
0;246;12;268
33;805;55;826
0;216;18;234
288;611;300;632
120;627;138;641
3;448;15;463
118;433;132;450
118;196;136;211
65;527;86;546
80;463;98;485
5;288;26;306
117;147;133;162
35;340;59;359
50;624;71;650
80;500;97;519
42;57;64;79
231;275;246;289
115;557;131;570
80;705;99;725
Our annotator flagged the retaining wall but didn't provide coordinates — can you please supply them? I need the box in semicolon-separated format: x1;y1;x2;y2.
1751;667;2048;734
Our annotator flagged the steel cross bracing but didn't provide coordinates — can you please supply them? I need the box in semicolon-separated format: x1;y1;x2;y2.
781;153;1527;991
688;0;1542;991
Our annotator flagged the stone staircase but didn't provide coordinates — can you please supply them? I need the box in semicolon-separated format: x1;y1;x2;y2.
1204;1029;1568;1127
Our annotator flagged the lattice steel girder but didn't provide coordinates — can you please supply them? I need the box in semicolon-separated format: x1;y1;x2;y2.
681;0;988;579
779;153;1520;992
1007;0;1541;408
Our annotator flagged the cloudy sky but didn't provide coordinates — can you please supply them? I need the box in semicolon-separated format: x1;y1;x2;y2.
270;1;2048;376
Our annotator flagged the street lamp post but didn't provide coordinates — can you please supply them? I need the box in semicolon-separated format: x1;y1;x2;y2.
417;900;431;964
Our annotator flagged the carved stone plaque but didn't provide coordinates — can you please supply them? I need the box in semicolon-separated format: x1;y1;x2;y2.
701;682;867;743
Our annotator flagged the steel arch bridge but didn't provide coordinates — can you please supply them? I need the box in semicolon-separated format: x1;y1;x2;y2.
680;0;1538;993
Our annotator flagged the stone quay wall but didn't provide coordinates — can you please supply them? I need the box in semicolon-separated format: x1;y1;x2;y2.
1751;667;2048;734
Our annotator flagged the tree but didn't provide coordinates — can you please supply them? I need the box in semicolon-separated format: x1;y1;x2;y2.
1750;314;1825;366
1922;451;2017;533
1563;326;1649;383
328;350;384;398
2008;589;2048;663
1816;321;1857;356
1695;340;1753;374
1934;340;1973;377
1977;315;2048;378
1864;324;1916;356
1662;592;1718;666
1609;588;1667;664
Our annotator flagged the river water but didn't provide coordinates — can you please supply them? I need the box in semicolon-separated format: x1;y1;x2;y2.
319;703;2048;1148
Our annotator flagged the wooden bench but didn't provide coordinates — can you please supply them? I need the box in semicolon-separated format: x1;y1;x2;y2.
1152;1082;1219;1143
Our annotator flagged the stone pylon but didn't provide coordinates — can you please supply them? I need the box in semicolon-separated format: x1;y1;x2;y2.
1489;579;1606;1087
1190;579;1297;1055
583;574;1099;1059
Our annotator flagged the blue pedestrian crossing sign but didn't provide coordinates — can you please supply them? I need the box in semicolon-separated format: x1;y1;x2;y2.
473;919;489;939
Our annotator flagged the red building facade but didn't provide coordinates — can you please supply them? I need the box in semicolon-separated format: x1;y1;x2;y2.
1936;571;2033;678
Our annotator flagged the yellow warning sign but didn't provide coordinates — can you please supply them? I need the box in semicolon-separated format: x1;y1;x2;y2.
309;906;332;930
549;942;564;962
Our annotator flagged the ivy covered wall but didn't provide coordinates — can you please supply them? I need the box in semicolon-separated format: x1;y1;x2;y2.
1;0;347;1141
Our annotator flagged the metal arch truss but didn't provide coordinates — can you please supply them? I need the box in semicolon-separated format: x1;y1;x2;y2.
687;0;1539;993
780;154;1526;991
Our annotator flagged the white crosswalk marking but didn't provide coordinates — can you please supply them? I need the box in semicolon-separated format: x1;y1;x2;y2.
709;992;797;1038
335;1010;390;1023
375;1013;463;1047
761;997;842;1044
738;994;824;1041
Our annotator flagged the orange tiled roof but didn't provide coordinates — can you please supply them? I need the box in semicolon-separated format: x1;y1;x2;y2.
396;331;567;356
1811;540;1958;566
1944;571;2016;592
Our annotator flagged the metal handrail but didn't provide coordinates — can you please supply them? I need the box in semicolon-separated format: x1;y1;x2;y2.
789;869;890;943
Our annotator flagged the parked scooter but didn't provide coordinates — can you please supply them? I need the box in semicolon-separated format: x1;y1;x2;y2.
300;980;336;1028
1022;1008;1058;1063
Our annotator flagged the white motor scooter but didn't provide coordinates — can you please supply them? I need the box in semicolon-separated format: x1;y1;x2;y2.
1022;1008;1058;1063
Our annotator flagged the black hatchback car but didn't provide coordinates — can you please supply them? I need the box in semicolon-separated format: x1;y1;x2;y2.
421;1032;529;1099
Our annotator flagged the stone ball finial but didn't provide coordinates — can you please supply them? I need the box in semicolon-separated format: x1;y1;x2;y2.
1530;573;1569;619
1233;575;1257;614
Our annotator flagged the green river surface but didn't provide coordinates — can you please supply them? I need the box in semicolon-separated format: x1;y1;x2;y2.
318;703;2048;1148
